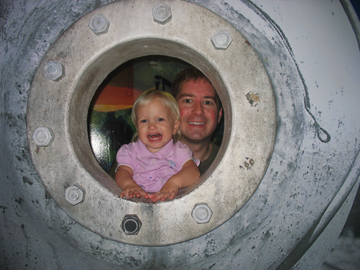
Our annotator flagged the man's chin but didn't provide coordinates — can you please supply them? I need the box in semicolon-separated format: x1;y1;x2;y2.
181;134;211;144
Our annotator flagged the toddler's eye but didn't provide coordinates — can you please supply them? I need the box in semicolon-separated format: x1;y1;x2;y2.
139;119;147;123
158;118;165;122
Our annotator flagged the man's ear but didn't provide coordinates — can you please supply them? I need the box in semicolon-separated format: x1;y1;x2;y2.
218;107;223;123
173;120;180;134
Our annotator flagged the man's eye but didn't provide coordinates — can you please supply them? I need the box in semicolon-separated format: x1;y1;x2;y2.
204;100;214;106
183;98;192;103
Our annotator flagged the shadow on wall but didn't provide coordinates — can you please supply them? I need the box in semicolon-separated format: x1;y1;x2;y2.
341;0;360;238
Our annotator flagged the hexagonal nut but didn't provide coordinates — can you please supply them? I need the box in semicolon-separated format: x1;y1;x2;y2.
44;61;63;81
65;186;85;206
152;3;172;24
33;127;54;147
211;30;233;50
89;14;109;35
192;203;213;224
121;214;142;235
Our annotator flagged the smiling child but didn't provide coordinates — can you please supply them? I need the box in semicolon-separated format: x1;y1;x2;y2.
115;89;200;202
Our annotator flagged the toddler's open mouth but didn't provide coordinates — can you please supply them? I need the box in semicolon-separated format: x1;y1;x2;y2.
148;133;162;140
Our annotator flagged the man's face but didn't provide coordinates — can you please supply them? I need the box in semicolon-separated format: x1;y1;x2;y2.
176;79;222;144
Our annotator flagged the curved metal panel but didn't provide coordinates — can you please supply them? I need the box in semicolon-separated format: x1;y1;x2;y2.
1;0;360;269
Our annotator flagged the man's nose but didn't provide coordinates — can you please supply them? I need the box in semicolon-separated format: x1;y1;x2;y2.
192;101;204;116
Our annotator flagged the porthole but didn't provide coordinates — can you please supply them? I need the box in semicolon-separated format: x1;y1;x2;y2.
27;0;276;245
88;55;224;185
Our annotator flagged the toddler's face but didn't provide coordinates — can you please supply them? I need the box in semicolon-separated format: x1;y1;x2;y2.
136;97;179;153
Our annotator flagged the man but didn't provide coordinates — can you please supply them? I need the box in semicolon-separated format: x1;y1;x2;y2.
110;67;222;179
171;68;223;175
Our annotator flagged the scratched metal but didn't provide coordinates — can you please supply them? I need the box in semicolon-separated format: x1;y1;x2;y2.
1;0;360;269
26;0;276;246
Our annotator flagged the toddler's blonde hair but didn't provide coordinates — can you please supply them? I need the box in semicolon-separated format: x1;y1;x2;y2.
131;89;181;142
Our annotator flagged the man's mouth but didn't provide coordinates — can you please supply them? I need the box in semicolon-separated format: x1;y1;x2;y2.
188;121;205;125
148;133;162;140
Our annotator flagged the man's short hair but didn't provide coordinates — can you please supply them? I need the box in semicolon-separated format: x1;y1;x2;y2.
171;67;222;110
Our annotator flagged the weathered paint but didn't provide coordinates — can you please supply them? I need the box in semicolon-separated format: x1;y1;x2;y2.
26;0;276;246
1;0;359;269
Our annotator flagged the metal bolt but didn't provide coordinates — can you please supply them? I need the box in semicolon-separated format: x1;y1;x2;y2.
89;14;109;35
211;30;233;50
249;159;255;166
152;3;172;24
33;127;54;147
192;203;213;224
121;215;142;235
65;186;85;206
44;61;63;81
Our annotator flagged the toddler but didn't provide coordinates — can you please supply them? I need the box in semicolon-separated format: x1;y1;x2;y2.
115;89;200;202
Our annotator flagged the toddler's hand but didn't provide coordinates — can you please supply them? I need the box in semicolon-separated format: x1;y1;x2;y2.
149;181;179;202
120;184;149;199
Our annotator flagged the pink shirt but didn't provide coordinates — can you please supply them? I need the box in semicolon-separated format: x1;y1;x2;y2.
116;139;199;193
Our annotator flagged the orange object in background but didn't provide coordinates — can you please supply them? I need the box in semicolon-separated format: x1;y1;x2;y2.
92;85;143;112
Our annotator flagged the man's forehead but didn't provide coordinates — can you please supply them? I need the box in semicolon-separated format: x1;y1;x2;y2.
178;81;216;97
182;78;213;88
177;91;216;100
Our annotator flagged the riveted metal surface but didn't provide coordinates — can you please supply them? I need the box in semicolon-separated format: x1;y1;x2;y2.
2;0;360;269
121;214;142;235
211;30;233;49
89;14;110;35
65;185;85;206
32;127;54;146
44;61;63;81
152;3;172;24
192;203;213;224
27;0;276;246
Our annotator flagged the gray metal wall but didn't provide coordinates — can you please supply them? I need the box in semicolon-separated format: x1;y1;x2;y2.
1;0;360;269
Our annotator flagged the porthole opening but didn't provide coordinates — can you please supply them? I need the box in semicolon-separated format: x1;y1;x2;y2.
88;55;224;196
27;0;274;245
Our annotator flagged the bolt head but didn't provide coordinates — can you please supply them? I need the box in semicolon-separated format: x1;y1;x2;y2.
152;3;172;24
192;203;213;224
122;214;142;235
211;30;233;50
65;186;85;206
33;127;54;147
44;61;63;81
89;14;109;35
249;159;255;166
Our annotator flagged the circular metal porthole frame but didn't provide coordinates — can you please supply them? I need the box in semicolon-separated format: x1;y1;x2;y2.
27;0;276;246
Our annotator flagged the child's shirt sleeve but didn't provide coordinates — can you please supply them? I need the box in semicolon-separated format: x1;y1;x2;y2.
116;143;137;172
174;141;200;169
